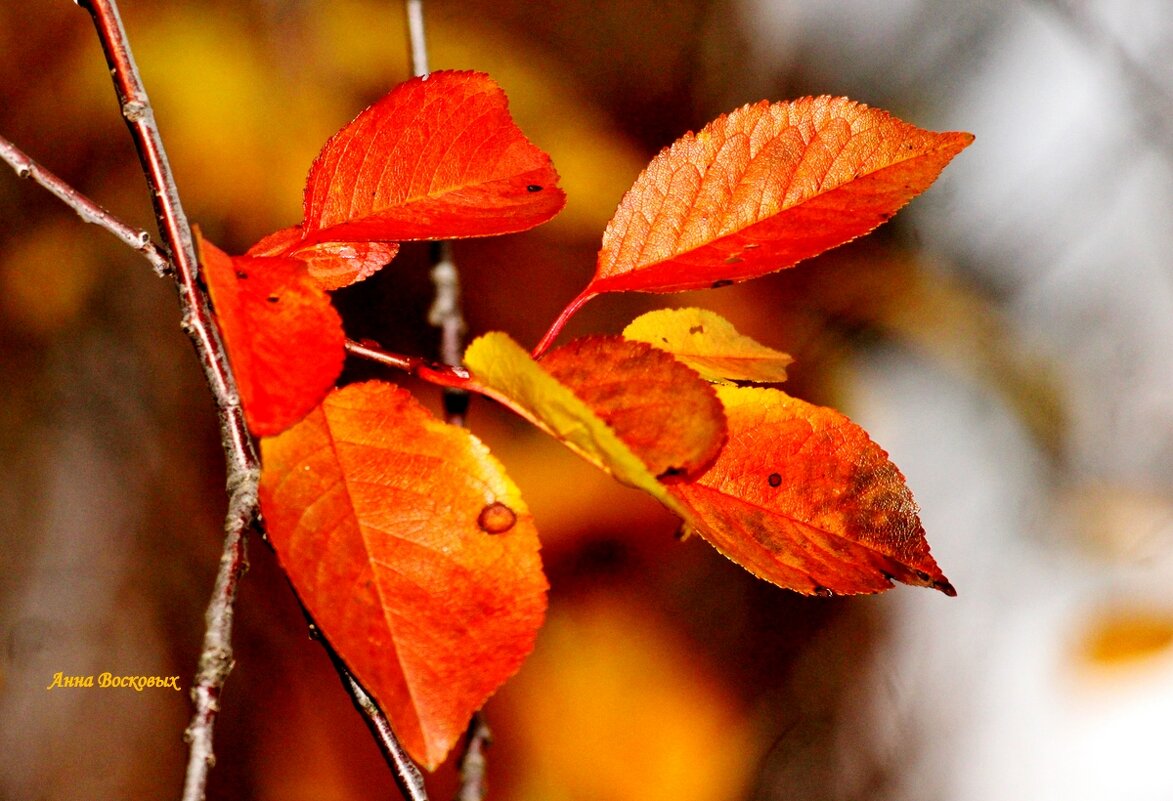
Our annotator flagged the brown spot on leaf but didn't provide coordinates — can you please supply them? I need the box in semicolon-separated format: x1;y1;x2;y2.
689;325;705;335
767;473;782;487
477;501;517;534
526;184;543;192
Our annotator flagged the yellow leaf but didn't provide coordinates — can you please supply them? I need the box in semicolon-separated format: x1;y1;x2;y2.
464;332;687;517
623;307;792;384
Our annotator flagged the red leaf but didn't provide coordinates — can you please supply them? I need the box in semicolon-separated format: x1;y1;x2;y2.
197;234;344;436
542;336;726;478
670;386;954;596
533;96;970;357
594;96;971;294
260;381;547;768
249;225;399;290
302;70;565;244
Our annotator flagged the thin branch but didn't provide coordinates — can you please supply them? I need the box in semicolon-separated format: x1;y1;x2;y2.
404;0;470;429
0;134;171;277
74;3;258;800
427;241;467;371
455;713;492;801
309;628;431;801
405;0;430;78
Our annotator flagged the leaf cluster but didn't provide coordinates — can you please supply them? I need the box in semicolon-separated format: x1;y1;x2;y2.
198;70;970;768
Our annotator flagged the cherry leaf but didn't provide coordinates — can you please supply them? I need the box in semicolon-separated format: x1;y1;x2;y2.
249;225;399;290
302;70;565;244
197;234;344;436
541;336;726;478
463;332;689;516
259;381;547;769
669;386;954;596
592;96;972;295
622;307;792;384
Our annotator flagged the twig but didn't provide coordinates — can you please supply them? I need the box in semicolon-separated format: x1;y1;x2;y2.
74;3;259;800
406;1;471;429
0;135;171;277
309;627;431;801
455;713;492;801
405;0;430;78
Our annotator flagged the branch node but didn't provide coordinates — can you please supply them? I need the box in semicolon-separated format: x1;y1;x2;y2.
122;98;149;122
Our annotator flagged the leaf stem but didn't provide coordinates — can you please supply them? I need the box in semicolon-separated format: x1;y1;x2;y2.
0;134;171;277
345;338;472;390
532;289;597;359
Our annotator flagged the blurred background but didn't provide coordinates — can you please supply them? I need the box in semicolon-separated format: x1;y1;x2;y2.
2;1;1171;799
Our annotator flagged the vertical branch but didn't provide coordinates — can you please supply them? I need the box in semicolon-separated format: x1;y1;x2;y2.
406;0;470;426
405;5;486;800
405;0;431;77
455;714;492;801
74;3;259;801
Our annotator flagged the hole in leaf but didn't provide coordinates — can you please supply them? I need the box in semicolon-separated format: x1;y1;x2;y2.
477;501;517;534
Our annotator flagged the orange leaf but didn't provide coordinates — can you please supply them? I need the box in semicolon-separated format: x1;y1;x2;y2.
669;386;954;596
197;234;344;436
259;381;547;768
302;70;565;244
249;225;399;290
592;96;972;295
541;336;726;478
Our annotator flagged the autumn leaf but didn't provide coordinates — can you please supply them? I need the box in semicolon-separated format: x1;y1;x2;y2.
259;381;547;769
302;70;565;244
541;336;726;477
622;308;792;384
197;233;344;436
463;332;689;516
669;386;954;596
595;96;971;293
248;225;399;290
534;97;971;356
